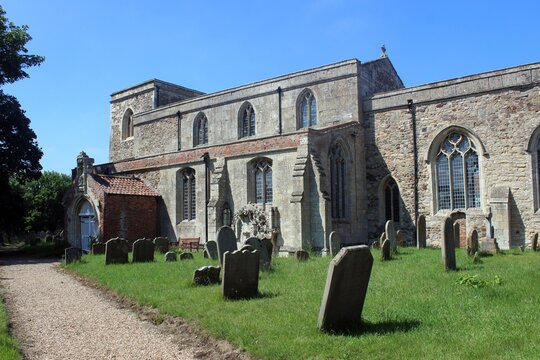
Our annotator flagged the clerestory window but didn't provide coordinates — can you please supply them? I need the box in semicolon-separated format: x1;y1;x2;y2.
240;103;255;138
122;108;134;140
298;90;317;129
194;113;208;146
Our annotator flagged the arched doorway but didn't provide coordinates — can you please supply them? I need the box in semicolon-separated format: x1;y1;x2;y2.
78;201;97;252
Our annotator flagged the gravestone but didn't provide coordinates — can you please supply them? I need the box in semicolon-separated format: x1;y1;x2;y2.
467;229;479;256
240;244;255;252
453;223;460;249
216;226;238;264
105;238;129;265
296;250;309;261
261;238;273;263
532;233;538;252
165;251;177;261
317;245;374;332
441;217;456;271
385;220;397;253
132;238;155;263
371;240;380;249
245;237;271;271
329;231;342;257
153;237;169;254
204;240;219;260
222;249;259;299
417;215;426;248
381;239;391;261
396;230;406;247
193;265;221;286
92;243;106;255
65;247;82;264
179;252;194;260
379;232;385;245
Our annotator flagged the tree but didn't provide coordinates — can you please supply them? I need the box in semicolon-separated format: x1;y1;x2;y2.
0;5;44;234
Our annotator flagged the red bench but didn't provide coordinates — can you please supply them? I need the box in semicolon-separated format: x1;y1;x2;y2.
178;237;200;252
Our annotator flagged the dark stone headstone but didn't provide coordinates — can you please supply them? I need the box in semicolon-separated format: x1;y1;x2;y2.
240;244;255;252
132;238;155;262
179;252;194;260
453;223;460;249
532;233;538;251
467;228;479;256
105;238;129;265
153;237;169;254
193;265;221;286
329;231;341;257
65;247;82;264
396;230;406;247
165;251;177;262
204;240;218;260
295;250;309;261
317;245;374;332
92;243;106;255
245;237;271;271
222;249;259;299
261;238;273;263
216;226;237;265
385;220;396;253
381;238;391;261
417;215;426;249
442;217;456;271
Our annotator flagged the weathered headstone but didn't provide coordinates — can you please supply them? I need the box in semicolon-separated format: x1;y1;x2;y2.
396;230;406;247
165;251;177;262
105;238;129;265
441;217;456;271
295;250;309;261
132;238;155;262
245;237;271;271
417;215;426;249
240;244;255;252
222;249;259;299
467;228;479;256
317;245;374;332
379;232;385;245
65;247;82;264
385;220;397;253
381;238;391;261
261;238;273;262
453;222;460;249
153;237;169;254
329;231;342;257
216;226;238;264
204;240;219;260
193;265;221;286
532;233;538;252
92;243;106;255
179;252;194;260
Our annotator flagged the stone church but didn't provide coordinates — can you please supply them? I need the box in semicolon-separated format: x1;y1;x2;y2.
64;52;540;253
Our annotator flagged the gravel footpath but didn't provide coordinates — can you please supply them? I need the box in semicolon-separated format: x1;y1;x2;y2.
0;256;249;360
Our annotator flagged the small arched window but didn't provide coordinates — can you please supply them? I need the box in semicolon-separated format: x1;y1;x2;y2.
384;177;400;223
181;168;196;220
254;159;272;204
298;90;317;128
329;143;347;219
435;131;480;210
194;113;208;146
240;103;255;138
122;108;134;140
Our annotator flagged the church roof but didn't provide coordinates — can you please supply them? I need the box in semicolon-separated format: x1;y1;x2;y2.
90;174;159;197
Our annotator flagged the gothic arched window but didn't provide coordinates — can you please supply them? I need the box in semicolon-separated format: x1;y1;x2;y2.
122;108;134;140
240;103;255;138
384;177;400;223
435;132;480;210
330;143;347;219
194;113;208;146
181;168;196;220
298;90;317;128
254;159;272;204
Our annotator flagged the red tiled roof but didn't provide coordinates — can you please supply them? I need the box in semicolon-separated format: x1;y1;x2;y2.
90;174;159;197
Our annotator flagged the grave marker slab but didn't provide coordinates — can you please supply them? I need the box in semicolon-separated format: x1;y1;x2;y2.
442;217;456;271
132;238;155;263
329;231;342;257
396;230;406;247
105;238;129;265
193;266;221;286
204;240;218;260
165;251;177;262
92;243;105;255
385;220;397;253
65;247;82;264
417;215;426;248
245;237;271;271
216;226;238;264
467;228;479;256
261;238;273;263
180;252;194;260
532;233;538;252
381;238;391;261
296;250;309;261
317;245;374;332
153;237;169;254
222;249;259;299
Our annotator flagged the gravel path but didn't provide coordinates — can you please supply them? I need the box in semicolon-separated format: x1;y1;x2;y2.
0;256;197;360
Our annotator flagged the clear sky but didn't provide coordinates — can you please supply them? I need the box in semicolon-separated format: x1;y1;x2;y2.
3;0;540;175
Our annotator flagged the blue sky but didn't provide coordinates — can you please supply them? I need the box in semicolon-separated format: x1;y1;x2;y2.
3;0;540;174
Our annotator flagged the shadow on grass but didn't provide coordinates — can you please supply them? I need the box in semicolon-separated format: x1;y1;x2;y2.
223;290;280;301
324;319;421;336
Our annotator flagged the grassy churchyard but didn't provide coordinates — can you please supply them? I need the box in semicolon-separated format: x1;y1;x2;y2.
66;248;540;359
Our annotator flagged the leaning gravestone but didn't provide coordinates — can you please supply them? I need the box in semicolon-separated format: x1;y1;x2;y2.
92;243;106;255
222;249;259;299
245;237;271;271
417;215;426;249
296;250;309;261
385;220;397;253
105;238;129;265
532;233;538;252
216;226;238;265
132;238;155;263
179;252;194;260
329;231;342;257
153;237;169;254
396;230;406;247
65;247;82;264
381;238;391;261
204;240;219;260
317;245;374;332
164;251;177;262
467;228;479;256
441;217;456;271
193;265;221;286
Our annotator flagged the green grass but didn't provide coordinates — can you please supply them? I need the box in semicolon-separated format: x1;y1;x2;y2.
0;295;22;360
66;248;540;359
